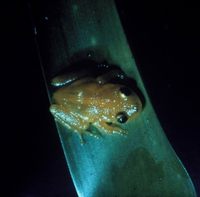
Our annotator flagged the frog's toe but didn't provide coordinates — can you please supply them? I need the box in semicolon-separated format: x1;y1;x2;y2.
86;124;103;138
78;133;85;145
112;128;128;136
87;131;101;139
77;129;102;145
85;129;102;139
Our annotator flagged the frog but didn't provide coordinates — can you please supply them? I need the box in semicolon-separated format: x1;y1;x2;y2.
50;62;142;143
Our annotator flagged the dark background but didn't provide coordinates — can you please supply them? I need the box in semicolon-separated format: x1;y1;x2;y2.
1;0;199;196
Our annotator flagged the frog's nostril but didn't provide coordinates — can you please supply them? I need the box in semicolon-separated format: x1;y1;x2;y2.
116;112;128;124
119;87;132;96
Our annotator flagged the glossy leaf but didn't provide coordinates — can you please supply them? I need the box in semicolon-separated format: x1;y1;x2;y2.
31;0;196;196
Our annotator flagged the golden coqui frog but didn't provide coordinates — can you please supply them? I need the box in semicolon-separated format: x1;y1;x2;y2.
50;63;142;143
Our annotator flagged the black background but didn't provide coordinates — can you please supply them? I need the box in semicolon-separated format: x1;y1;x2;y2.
1;0;200;196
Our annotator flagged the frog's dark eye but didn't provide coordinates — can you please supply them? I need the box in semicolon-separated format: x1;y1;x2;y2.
119;87;132;96
116;112;128;124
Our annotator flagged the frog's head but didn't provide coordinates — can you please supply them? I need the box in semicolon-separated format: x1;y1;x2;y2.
108;85;142;125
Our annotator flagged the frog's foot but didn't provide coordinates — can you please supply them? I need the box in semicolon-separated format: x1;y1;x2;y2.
85;130;101;139
108;125;128;136
85;123;103;139
73;128;100;145
94;122;128;136
76;125;102;145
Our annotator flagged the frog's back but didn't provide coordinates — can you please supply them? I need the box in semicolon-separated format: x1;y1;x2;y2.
69;81;119;97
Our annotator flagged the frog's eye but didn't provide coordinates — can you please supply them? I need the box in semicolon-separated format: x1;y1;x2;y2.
119;87;132;96
116;112;128;124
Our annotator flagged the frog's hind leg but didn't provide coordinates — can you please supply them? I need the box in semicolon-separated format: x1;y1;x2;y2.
51;70;91;87
69;77;96;87
51;61;106;87
96;69;126;84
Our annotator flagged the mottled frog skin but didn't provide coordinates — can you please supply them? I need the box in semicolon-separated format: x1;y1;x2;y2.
50;64;142;143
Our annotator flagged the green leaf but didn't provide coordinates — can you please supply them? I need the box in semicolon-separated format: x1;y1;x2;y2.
32;0;197;196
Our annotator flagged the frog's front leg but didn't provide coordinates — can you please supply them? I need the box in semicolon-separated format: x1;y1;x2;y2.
50;104;89;143
94;121;128;136
50;104;100;144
